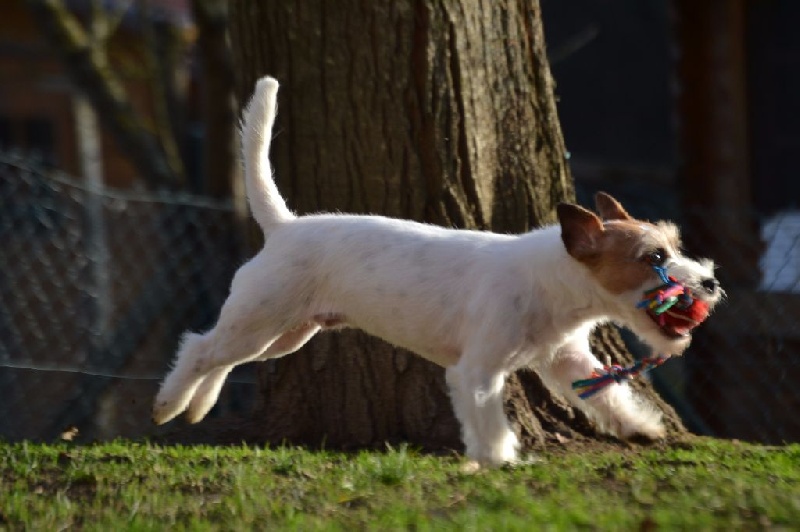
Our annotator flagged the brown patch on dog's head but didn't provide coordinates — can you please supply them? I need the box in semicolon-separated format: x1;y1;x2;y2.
558;195;681;294
587;220;680;294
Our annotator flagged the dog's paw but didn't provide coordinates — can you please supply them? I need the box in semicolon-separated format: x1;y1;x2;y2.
617;411;666;442
184;406;210;425
152;400;174;426
622;422;666;443
460;460;483;474
152;383;195;425
464;429;520;468
184;368;230;424
460;453;539;473
590;387;665;442
152;396;183;426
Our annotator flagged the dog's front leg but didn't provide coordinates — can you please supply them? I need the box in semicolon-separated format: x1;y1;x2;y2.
540;346;665;441
446;364;518;467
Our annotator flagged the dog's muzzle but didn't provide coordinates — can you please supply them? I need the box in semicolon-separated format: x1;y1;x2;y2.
638;266;714;339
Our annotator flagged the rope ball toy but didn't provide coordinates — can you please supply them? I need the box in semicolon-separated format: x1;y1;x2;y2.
571;265;708;400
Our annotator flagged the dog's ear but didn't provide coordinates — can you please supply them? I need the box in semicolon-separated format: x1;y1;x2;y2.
557;203;604;260
594;191;631;221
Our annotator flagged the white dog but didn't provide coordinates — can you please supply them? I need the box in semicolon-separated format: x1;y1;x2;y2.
153;77;722;466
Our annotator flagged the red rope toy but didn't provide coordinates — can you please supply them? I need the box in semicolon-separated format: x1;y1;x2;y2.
571;265;694;400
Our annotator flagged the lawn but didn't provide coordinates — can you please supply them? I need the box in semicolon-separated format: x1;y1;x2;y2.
1;438;798;530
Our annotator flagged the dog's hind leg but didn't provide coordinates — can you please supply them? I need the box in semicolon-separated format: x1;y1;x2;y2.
184;323;321;423
153;321;285;425
153;283;298;425
153;330;223;425
540;346;665;441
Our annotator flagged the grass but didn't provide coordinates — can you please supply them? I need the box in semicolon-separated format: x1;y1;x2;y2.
1;438;798;530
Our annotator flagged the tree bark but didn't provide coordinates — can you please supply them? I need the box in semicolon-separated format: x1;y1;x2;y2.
228;0;685;451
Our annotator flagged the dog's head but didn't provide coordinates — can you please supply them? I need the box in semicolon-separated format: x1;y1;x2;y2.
557;192;723;355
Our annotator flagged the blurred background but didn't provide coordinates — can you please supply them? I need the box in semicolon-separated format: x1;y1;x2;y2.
1;0;798;443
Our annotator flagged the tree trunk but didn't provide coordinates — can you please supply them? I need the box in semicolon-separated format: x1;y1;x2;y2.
228;0;686;451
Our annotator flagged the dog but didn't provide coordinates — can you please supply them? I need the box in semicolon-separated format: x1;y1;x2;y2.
153;77;722;467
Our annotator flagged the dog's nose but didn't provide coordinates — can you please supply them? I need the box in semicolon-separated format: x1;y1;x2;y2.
700;278;719;294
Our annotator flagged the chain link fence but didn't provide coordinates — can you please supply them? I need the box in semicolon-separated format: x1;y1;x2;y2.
0;152;252;441
2;152;799;444
675;208;800;444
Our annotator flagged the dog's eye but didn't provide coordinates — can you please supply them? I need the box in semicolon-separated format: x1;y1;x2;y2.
644;248;667;266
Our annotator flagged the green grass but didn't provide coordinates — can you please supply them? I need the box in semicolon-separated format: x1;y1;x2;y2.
1;438;798;530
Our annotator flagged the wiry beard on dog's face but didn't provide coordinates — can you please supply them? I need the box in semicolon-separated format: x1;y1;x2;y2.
557;193;723;356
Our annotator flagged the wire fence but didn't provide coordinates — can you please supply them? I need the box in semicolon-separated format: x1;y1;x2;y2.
0;152;252;441
674;209;800;444
2;152;799;444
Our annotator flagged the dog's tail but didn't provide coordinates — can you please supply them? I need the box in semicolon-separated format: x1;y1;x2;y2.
241;76;295;233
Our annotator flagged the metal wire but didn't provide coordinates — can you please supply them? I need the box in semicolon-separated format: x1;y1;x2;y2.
0;152;252;440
